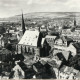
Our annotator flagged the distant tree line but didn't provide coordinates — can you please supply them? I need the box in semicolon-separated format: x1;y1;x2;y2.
0;26;6;34
68;55;80;70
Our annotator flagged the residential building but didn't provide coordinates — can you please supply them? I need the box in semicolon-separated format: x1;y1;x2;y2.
45;35;57;47
0;38;4;47
0;48;12;61
68;42;80;56
48;59;62;69
61;28;72;36
54;36;73;47
33;61;55;79
75;26;80;34
59;65;79;79
12;61;35;79
53;51;71;62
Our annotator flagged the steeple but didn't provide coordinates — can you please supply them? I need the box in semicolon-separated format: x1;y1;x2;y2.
22;12;25;34
74;17;76;26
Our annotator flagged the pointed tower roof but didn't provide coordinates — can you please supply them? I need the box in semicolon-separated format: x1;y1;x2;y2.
74;17;76;26
22;12;25;34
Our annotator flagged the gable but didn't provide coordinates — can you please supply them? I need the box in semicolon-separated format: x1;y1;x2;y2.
62;51;70;61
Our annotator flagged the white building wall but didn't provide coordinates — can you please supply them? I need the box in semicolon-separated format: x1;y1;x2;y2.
68;44;77;56
54;43;77;56
54;45;68;51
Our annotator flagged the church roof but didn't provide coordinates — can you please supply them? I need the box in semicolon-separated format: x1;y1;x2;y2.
18;30;39;47
72;42;80;49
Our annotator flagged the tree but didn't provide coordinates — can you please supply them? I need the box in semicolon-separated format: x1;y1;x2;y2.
0;26;5;34
6;44;12;51
68;55;80;70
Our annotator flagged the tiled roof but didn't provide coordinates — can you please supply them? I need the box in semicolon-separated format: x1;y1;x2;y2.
60;65;79;75
33;61;44;70
62;51;70;61
40;60;47;65
61;36;73;42
53;50;70;61
0;48;11;55
18;62;28;71
18;30;39;47
73;42;80;49
48;59;62;68
60;65;68;72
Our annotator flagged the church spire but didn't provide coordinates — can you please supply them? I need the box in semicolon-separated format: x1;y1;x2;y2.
22;12;25;34
74;17;76;26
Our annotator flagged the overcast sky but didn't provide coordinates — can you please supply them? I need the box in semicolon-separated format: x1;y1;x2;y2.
0;0;80;18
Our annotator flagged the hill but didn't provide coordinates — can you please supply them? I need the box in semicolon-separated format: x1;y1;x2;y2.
0;12;80;23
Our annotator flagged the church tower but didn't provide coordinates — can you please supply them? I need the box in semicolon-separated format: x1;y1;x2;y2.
22;12;25;34
74;17;76;26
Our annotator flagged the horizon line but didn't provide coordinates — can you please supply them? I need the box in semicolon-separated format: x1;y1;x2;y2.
1;11;80;19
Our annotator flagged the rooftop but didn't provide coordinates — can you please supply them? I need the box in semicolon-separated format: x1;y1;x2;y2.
60;65;79;75
18;62;28;71
18;30;39;47
62;51;70;61
61;36;73;42
73;42;80;49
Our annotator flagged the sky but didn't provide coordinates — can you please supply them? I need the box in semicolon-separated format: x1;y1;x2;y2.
0;0;80;18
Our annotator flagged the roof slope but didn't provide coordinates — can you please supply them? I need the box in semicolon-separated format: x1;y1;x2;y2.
73;43;80;49
62;51;70;61
18;30;39;47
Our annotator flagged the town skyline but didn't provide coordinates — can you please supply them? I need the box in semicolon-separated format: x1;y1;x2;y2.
0;8;80;79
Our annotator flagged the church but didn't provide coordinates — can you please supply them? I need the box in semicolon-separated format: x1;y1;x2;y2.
16;13;50;57
17;30;42;54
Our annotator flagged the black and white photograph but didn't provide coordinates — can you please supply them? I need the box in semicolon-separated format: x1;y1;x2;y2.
0;0;80;79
